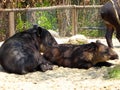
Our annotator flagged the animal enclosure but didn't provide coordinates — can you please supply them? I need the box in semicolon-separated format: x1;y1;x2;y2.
0;5;105;41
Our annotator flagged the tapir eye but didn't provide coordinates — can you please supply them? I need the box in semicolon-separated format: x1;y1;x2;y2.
104;50;108;53
103;48;110;54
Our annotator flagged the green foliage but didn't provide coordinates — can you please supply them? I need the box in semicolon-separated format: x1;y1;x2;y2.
36;0;50;7
16;14;24;32
108;65;120;79
16;1;56;32
16;13;32;32
78;30;105;38
16;10;57;32
37;11;57;30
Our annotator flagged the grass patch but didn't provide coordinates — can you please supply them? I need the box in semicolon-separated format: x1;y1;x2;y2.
108;65;120;79
78;29;105;38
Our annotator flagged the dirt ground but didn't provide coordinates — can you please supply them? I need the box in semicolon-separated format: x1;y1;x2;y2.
0;39;120;90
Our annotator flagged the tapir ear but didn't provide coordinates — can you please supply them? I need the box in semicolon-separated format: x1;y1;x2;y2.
90;40;101;45
96;40;101;43
96;40;103;47
30;24;38;33
95;40;104;51
90;41;100;51
32;24;42;36
33;24;38;29
37;26;43;36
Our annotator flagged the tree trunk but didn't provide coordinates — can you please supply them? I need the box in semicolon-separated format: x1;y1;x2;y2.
56;0;71;37
9;12;15;37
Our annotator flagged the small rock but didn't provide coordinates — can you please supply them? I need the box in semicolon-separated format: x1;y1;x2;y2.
67;34;88;44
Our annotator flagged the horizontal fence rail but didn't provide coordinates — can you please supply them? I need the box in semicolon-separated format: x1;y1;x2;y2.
80;27;106;30
0;5;103;12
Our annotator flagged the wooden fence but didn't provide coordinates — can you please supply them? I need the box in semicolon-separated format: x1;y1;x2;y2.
0;5;103;37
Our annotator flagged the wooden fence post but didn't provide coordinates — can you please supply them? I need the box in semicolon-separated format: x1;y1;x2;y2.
72;5;77;35
9;12;15;37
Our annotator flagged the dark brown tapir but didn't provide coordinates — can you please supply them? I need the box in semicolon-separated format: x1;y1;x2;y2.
100;0;120;48
0;25;58;74
43;40;118;69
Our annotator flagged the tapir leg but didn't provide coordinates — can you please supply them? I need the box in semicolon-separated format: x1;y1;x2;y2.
105;24;114;48
37;56;54;72
116;27;120;44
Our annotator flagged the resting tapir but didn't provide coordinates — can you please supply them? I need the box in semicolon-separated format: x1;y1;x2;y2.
43;40;118;69
0;25;58;74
